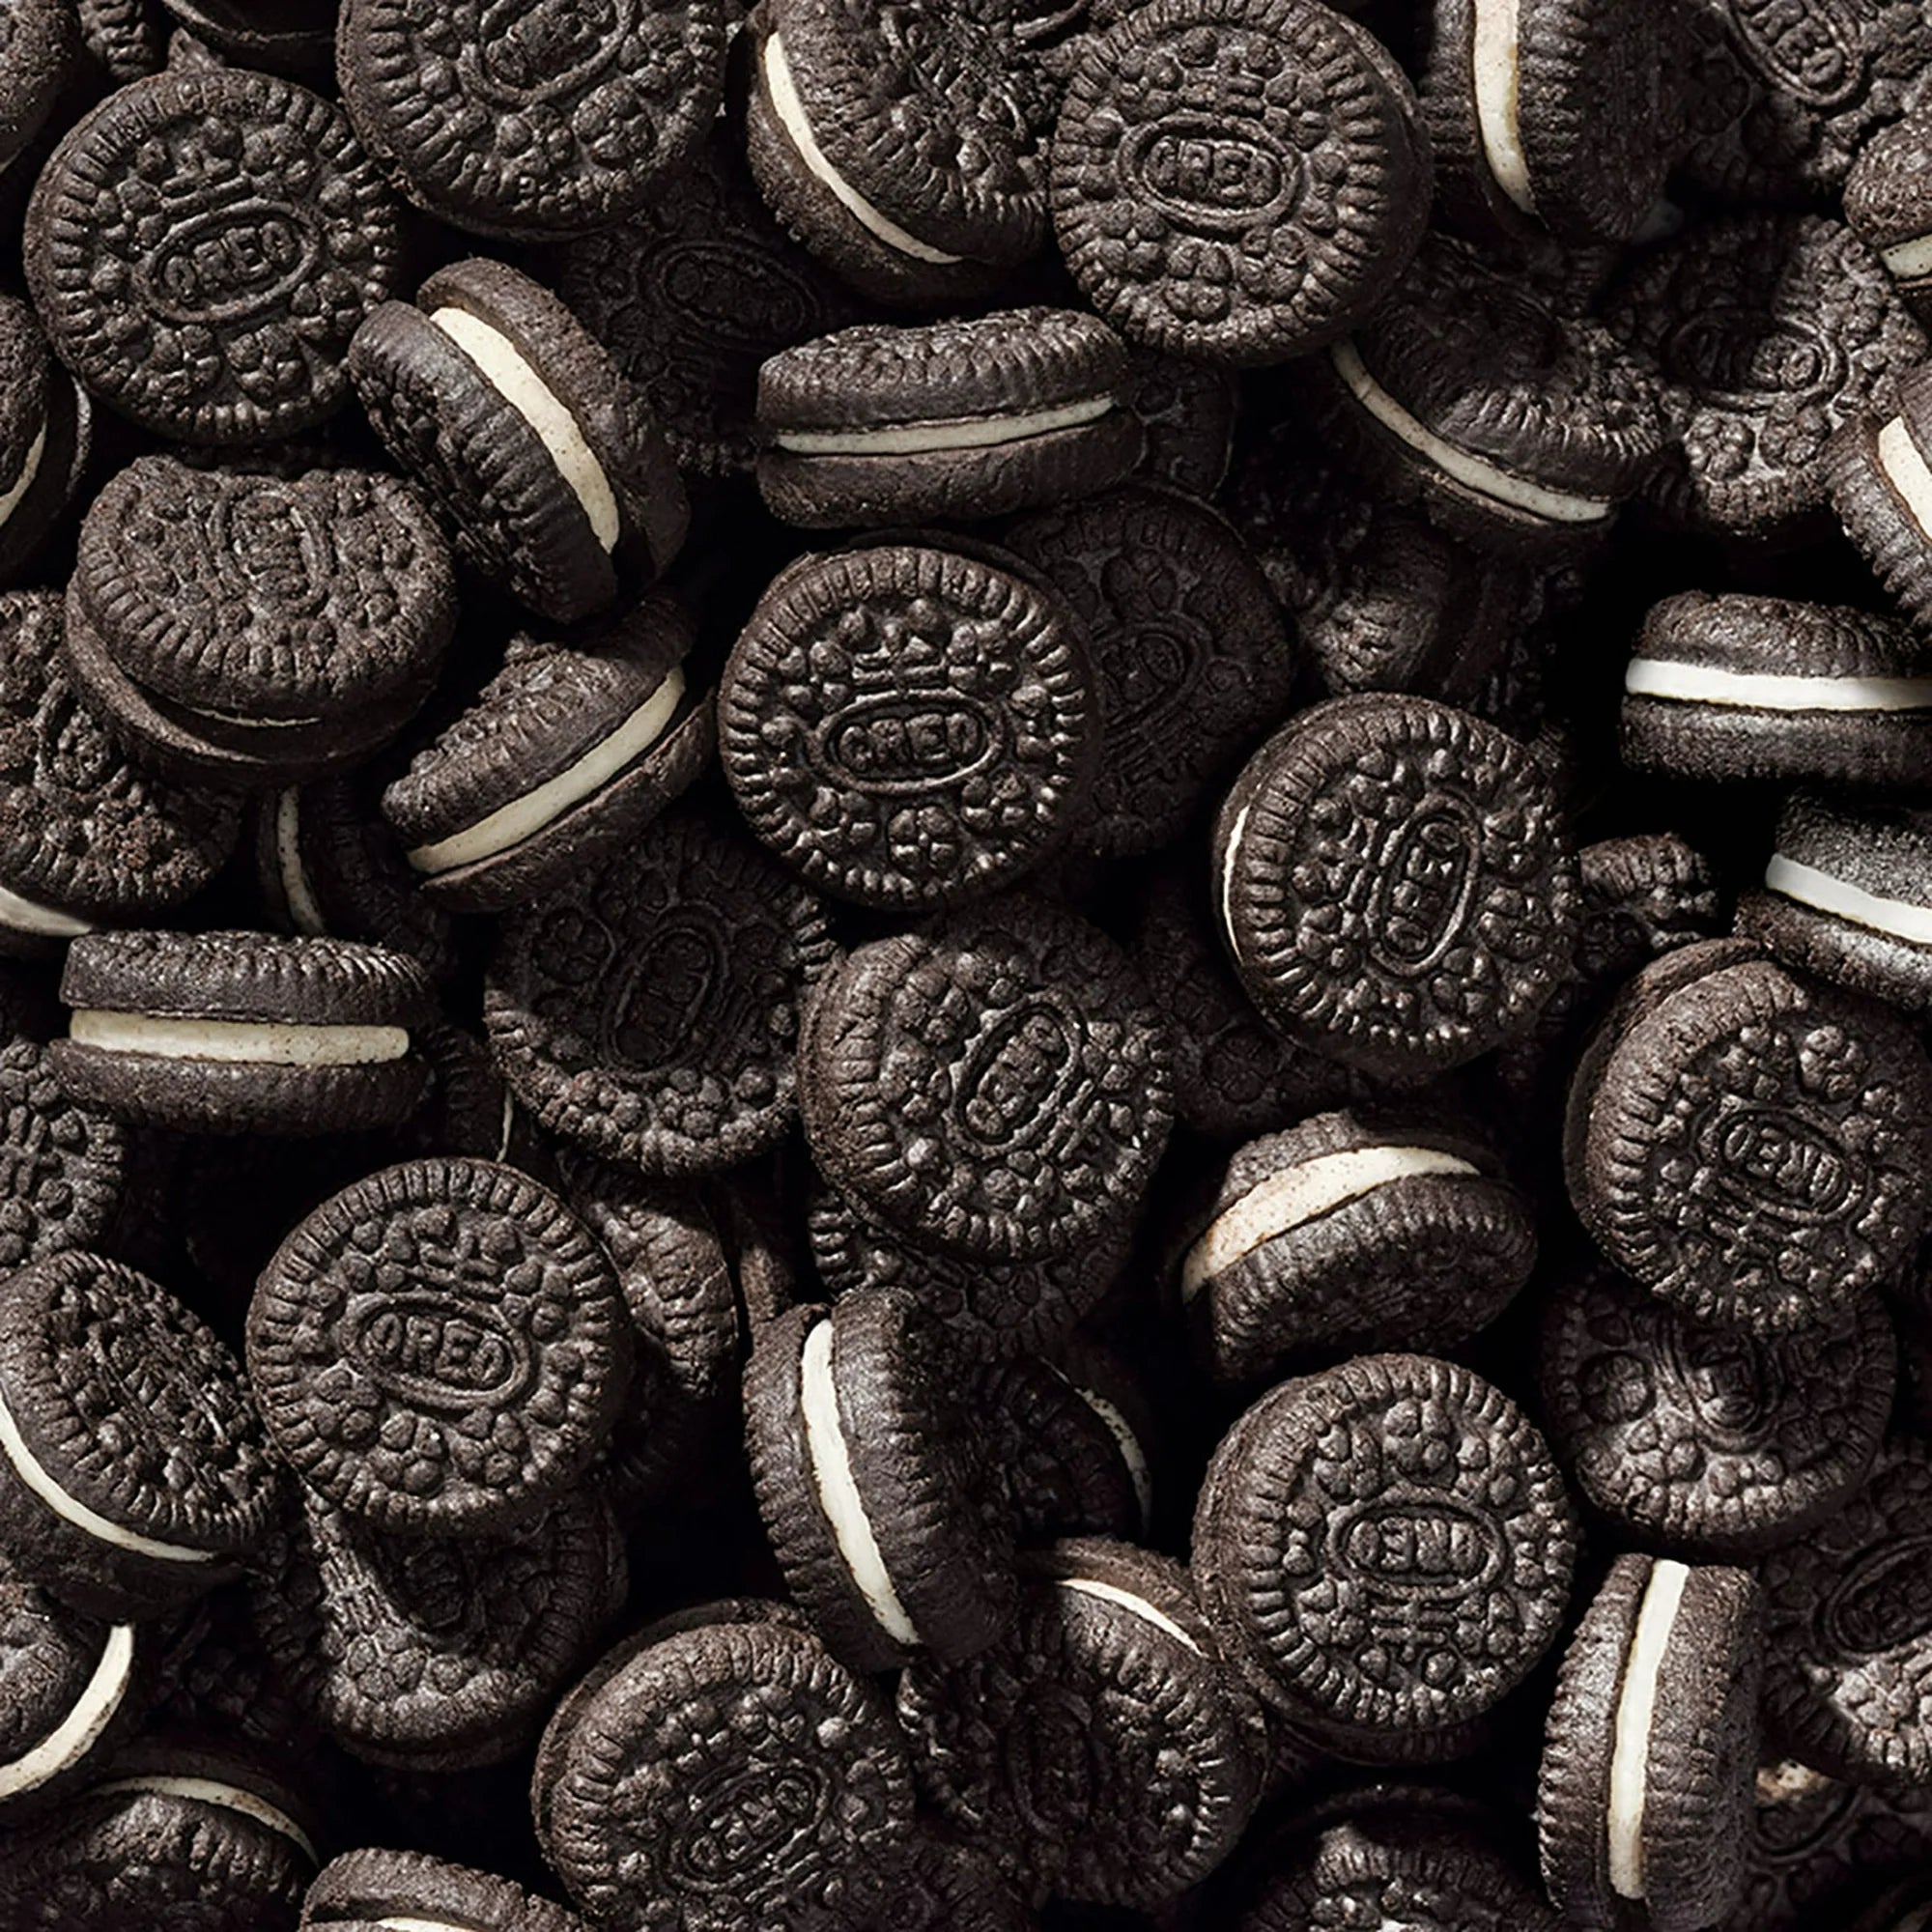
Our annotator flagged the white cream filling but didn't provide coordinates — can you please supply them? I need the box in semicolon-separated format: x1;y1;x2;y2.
92;1774;316;1862
1064;1378;1153;1532
0;1622;135;1798
1623;658;1932;712
1765;852;1932;946
799;1319;919;1647
272;789;327;936
0;1375;214;1564
430;307;620;552
1058;1576;1202;1654
762;34;963;266
1883;234;1932;280
1470;0;1534;214
774;396;1116;457
375;1919;475;1932
0;423;46;535
1179;1147;1480;1303
1877;413;1932;542
1329;341;1613;525
1606;1557;1690;1901
405;668;686;877
1218;803;1252;955
0;878;93;940
67;1011;411;1067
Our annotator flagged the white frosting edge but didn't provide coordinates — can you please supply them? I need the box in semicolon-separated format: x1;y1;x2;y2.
0;1621;135;1798
0;423;46;535
376;1918;474;1932
1329;340;1613;525
1058;1576;1201;1655
1877;413;1932;543
92;1774;317;1863
0;1374;215;1564
0;878;93;940
799;1318;919;1647
1883;233;1932;280
1180;1146;1480;1302
1470;0;1535;214
430;307;621;553
1765;851;1932;946
1606;1557;1690;1901
1218;802;1252;958
407;668;686;876
272;789;328;936
762;34;964;267
775;395;1116;457
67;1011;411;1068
1623;657;1932;712
1062;1377;1153;1533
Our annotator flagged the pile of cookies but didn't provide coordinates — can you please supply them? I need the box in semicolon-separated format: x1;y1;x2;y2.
0;0;1930;1925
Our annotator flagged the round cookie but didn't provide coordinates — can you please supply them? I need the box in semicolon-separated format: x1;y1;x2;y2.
1123;351;1239;498
1848;113;1932;326
1622;592;1932;788
0;295;92;591
26;69;404;444
966;1356;1147;1543
755;309;1140;527
484;807;833;1176
156;0;332;72
1538;1264;1894;1556
1739;792;1932;1010
337;0;728;240
0;590;240;952
798;897;1172;1262
66;456;456;785
1605;213;1928;539
1214;694;1580;1081
1564;939;1932;1333
52;929;436;1138
303;1848;590;1932
1000;486;1296;860
1538;1553;1762;1932
719;543;1096;909
1178;1109;1537;1387
896;1539;1265;1909
248;1157;632;1538
743;1291;1016;1673
1051;0;1431;365
1824;360;1932;636
381;600;711;914
0;1251;280;1620
1192;1353;1578;1758
348;258;689;626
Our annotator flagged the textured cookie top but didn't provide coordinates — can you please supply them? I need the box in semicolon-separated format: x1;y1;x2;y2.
1634;589;1925;683
26;69;403;443
305;1847;590;1932
0;1026;125;1275
1847;112;1932;253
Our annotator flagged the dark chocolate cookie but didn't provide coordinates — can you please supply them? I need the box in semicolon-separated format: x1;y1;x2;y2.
1848;111;1932;325
0;1015;126;1276
0;295;92;591
1123;351;1239;497
1824;361;1932;637
304;1847;589;1932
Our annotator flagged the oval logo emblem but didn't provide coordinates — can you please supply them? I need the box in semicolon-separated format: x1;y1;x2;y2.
349;1293;531;1411
665;1762;831;1888
1704;1105;1861;1224
956;1000;1079;1148
1822;1537;1932;1656
1333;1495;1505;1598
141;206;319;325
1659;309;1843;408
816;695;997;794
1367;806;1479;974
653;242;821;350
475;0;630;99
1120;114;1300;232
1727;0;1863;106
1104;622;1204;734
219;484;329;611
603;909;730;1070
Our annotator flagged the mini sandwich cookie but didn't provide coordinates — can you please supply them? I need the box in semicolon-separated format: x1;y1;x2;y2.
1849;117;1932;326
896;1539;1265;1909
0;1252;280;1620
1825;361;1932;634
1178;1110;1537;1387
51;929;435;1137
382;600;710;914
755;310;1139;528
1623;592;1932;788
303;1848;591;1932
1538;1554;1762;1932
349;259;688;625
744;1292;1016;1674
1739;793;1932;1011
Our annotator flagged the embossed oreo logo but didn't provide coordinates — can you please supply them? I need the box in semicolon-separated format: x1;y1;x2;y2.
603;908;731;1068
475;0;632;99
1105;623;1204;733
654;242;821;349
1660;309;1843;407
1368;806;1480;975
1121;115;1300;231
956;1000;1080;1148
1821;1537;1932;1655
141;207;319;324
1727;0;1864;106
1703;1105;1861;1223
815;695;998;793
666;1762;832;1888
349;1295;531;1410
1332;1495;1505;1596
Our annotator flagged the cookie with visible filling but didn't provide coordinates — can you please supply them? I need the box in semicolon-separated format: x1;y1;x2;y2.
1825;360;1932;637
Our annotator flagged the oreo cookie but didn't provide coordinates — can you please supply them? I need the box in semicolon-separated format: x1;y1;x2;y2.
52;929;436;1137
348;259;688;625
798;897;1172;1261
304;1848;589;1932
1848;114;1932;325
1564;938;1932;1333
1824;361;1932;635
968;1354;1147;1543
156;0;332;72
1052;0;1431;364
0;0;75;179
1538;1553;1762;1932
0;295;90;590
337;0;728;239
1214;695;1580;1081
382;600;711;914
26;69;404;444
1622;592;1932;788
720;543;1095;908
1538;1263;1894;1555
0;1006;127;1276
1192;1353;1578;1758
